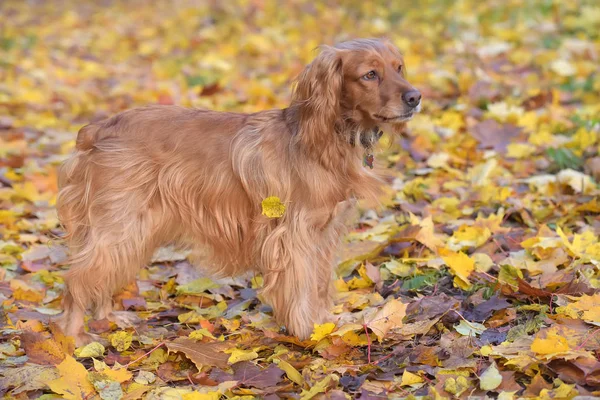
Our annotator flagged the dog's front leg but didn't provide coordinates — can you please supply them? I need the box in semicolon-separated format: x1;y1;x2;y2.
259;223;333;340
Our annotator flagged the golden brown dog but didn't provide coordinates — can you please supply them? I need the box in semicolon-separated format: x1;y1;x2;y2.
57;38;421;345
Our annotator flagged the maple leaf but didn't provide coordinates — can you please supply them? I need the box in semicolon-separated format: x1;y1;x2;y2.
166;337;230;369
47;356;95;400
441;249;475;289
366;298;408;341
20;330;66;365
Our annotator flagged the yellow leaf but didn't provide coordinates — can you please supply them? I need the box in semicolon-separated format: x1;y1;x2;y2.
443;376;469;396
562;293;600;325
531;331;570;355
13;287;44;303
227;348;258;364
189;329;216;340
47;356;95;400
447;225;491;250
340;331;367;346
276;359;304;386
11;182;42;203
310;322;336;342
479;362;502;391
506;143;536;159
346;264;374;289
480;345;494;356
103;367;133;383
473;253;494;273
367;298;407;341
93;358;108;372
110;331;132;352
416;216;444;251
300;375;336;400
557;169;596;194
568;127;598;152
487;102;524;122
178;310;204;324
441;250;475;289
401;370;424;386
183;392;220;400
261;196;286;218
498;391;516;400
74;342;105;358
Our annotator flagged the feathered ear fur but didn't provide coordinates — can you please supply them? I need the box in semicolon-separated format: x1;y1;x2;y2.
291;46;344;152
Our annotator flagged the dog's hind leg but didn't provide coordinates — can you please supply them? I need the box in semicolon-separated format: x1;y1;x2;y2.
59;232;153;345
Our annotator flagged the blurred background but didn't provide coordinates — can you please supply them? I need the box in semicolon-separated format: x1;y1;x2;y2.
1;0;598;129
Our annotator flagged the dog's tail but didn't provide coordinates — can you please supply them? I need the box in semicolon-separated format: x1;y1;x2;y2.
57;139;95;250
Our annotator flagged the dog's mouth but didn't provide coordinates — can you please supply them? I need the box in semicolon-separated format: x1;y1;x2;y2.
373;112;414;123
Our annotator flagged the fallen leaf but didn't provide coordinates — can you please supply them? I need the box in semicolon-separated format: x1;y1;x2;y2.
366;298;407;340
480;362;503;391
276;359;304;386
47;355;95;400
310;322;336;342
166;337;229;369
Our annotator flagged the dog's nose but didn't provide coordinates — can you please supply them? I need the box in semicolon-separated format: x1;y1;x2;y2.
402;90;421;108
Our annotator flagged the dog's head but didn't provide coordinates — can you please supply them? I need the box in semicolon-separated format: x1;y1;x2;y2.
293;38;421;141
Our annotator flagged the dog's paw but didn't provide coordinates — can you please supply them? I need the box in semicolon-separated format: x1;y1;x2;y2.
108;311;142;328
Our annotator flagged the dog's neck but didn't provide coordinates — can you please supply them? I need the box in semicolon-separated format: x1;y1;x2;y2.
283;106;383;154
349;126;383;153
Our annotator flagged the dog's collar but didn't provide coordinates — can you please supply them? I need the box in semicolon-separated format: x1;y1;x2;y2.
361;126;383;169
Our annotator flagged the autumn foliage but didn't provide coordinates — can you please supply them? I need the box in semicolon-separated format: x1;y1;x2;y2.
1;0;599;398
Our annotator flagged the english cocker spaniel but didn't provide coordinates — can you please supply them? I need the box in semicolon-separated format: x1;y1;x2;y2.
57;38;421;345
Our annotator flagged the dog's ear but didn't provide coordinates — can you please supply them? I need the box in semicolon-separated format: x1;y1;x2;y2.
292;46;344;150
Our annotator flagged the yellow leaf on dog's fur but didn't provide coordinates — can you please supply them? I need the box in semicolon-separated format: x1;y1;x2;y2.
261;196;286;218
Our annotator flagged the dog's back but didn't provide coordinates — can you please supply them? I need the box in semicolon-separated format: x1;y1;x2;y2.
56;105;265;342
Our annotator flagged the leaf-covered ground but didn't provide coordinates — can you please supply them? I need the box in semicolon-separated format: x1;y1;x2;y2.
1;1;599;398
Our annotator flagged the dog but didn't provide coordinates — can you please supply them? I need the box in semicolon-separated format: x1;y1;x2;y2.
56;38;421;345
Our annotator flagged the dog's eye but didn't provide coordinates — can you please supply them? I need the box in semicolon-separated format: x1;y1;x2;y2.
363;71;377;81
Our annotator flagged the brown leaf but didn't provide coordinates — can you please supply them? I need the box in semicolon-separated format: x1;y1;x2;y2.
364;261;382;290
464;294;511;322
0;364;60;394
398;318;440;337
156;361;192;382
516;279;553;299
20;330;66;365
522;373;552;396
468;81;501;104
409;345;440;367
548;358;600;386
49;322;75;356
231;361;285;389
487;307;517;328
405;293;459;322
166;337;229;369
440;335;477;369
469;119;521;153
495;370;523;393
521;90;553;110
584;157;600;182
